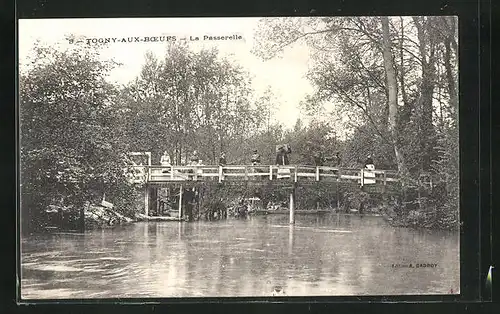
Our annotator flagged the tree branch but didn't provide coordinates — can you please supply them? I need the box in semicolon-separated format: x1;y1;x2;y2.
328;80;392;145
264;28;340;61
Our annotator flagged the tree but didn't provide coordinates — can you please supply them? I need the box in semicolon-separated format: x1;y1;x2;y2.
381;16;407;176
252;17;407;172
284;120;338;165
20;41;136;232
254;86;278;133
252;16;459;228
121;43;257;165
252;16;457;174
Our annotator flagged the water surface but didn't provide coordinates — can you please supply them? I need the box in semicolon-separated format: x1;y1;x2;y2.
21;214;460;298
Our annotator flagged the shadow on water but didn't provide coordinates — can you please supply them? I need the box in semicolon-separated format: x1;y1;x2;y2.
21;213;459;298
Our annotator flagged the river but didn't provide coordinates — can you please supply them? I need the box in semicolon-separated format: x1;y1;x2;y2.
20;214;459;299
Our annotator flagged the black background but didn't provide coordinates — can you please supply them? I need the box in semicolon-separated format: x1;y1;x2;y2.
3;0;496;313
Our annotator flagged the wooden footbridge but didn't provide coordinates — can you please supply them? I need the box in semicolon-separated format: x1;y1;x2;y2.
126;152;400;223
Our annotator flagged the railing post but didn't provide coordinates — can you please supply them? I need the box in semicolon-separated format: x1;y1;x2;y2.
244;165;248;180
336;181;340;209
143;166;148;183
383;171;387;185
269;165;273;180
170;165;174;180
316;167;320;181
294;166;298;182
360;168;364;187
219;166;223;183
146;152;152;182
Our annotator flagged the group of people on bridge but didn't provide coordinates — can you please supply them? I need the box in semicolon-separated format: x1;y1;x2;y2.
158;146;376;171
158;144;294;169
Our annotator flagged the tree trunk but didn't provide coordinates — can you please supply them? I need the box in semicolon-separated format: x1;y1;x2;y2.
381;17;407;176
398;17;412;127
413;17;437;172
79;202;86;233
444;35;458;115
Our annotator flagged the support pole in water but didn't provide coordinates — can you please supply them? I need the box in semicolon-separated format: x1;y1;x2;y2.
336;182;340;210
80;206;85;232
289;189;295;224
144;185;150;217
178;185;183;220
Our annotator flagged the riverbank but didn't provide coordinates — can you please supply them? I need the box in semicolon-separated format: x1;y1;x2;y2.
84;205;135;229
41;199;457;232
380;206;459;231
86;205;187;228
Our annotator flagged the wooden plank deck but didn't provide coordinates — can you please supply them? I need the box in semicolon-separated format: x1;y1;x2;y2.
128;164;399;187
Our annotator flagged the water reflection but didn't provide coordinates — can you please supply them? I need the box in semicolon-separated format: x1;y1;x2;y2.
21;214;459;299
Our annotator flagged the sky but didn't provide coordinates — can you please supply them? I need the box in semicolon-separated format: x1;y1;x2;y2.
18;17;315;129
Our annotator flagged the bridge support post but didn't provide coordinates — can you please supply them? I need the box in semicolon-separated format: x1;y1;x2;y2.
289;189;295;224
144;185;150;217
178;185;183;220
336;182;340;210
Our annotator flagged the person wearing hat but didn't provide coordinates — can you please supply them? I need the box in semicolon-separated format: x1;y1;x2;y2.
219;152;227;166
313;150;323;166
363;155;376;185
250;149;262;180
275;144;291;179
275;145;290;166
335;151;342;167
364;155;374;170
251;150;261;166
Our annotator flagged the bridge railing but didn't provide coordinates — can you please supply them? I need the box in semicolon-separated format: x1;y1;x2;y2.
126;164;399;185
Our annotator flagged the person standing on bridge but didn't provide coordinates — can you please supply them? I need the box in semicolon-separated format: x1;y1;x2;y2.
275;144;290;166
364;155;375;170
313;151;323;166
197;159;204;176
251;150;261;166
335;152;342;167
363;155;376;186
219;152;227;166
190;150;199;166
276;144;291;179
186;150;199;180
160;151;171;173
251;149;262;180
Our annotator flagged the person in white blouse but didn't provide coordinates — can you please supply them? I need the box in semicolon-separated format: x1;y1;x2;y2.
160;151;171;173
